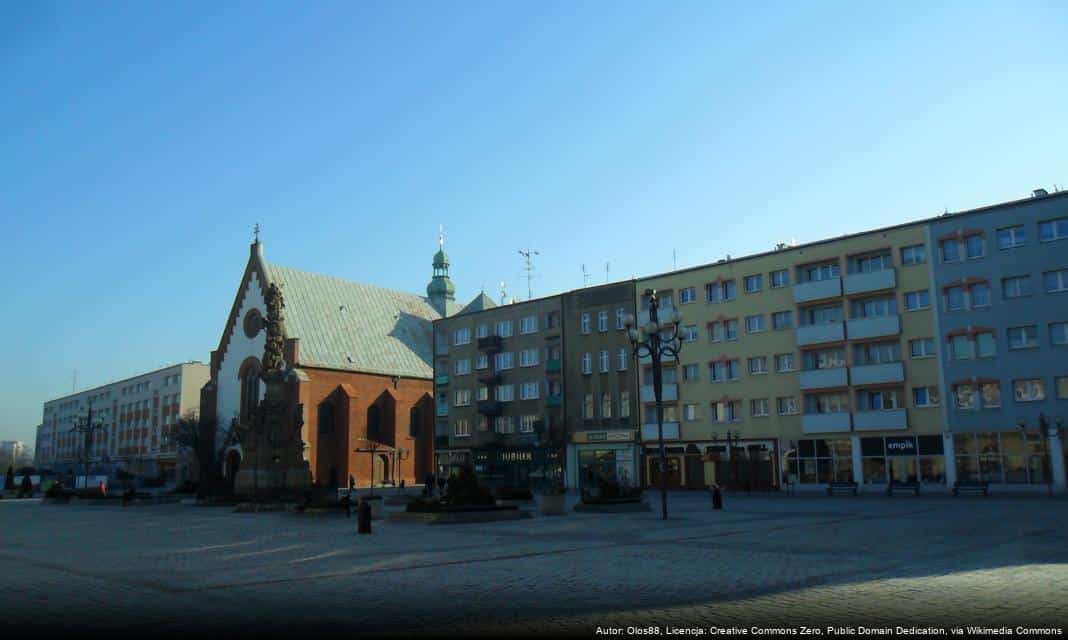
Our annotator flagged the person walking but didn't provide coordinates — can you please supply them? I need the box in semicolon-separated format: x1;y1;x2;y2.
424;473;434;497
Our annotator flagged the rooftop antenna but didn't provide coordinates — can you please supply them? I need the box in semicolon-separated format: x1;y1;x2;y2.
673;249;677;270
499;281;508;305
72;370;77;394
518;248;539;300
605;261;610;283
582;264;589;286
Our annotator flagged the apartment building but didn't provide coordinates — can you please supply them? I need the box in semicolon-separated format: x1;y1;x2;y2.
37;362;210;481
562;282;640;489
929;188;1068;491
433;294;566;488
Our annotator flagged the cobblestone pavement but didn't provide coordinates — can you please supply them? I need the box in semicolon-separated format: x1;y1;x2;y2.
2;493;1066;637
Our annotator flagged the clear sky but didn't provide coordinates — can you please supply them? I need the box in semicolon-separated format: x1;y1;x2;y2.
2;1;1066;446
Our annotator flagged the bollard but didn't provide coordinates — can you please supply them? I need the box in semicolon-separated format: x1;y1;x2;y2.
712;485;723;510
357;498;372;534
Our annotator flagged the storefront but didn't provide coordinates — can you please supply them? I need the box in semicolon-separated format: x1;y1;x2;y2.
566;430;638;489
434;449;471;479
952;431;1047;486
785;437;854;486
469;447;563;491
643;440;778;491
860;435;946;486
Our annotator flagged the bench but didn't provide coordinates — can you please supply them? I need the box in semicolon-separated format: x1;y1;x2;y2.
887;481;921;496
952;481;989;497
826;481;859;496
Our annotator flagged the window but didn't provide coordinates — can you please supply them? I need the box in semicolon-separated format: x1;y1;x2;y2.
597;310;609;332
476;324;489;338
519;315;538;334
954;384;976;409
805;392;850;414
709;400;742;423
744;274;763;293
705;280;737;303
454;420;471;437
454;389;471;406
580;313;591;334
545;312;559;330
453;328;471;345
850;252;892;273
799;261;840;282
454;359;471;375
745;314;766;333
476;386;488;401
748;356;768;375
777;396;799;415
708;319;738;342
681;325;698;342
909;337;935;358
1002;275;1033;299
598;393;612;419
495;320;513;337
599;350;609;373
975;332;996;358
709;360;740;382
1051;322;1068;345
619;391;630;418
1039;217;1068;242
519;415;538;433
912;387;940;407
476;353;489;370
775;353;796;372
519;382;540;400
857;389;902;411
519;348;539;367
851;343;897;366
964;234;985;259
900;244;926;265
1013;379;1045;402
801;304;843;325
617;348;628;371
1044;269;1068;293
581;352;592;374
772;310;793;330
979;382;1001;408
940;239;960;262
944;286;965;311
495;352;515;369
949;335;972;360
616;308;626;329
683;404;699;421
494;416;515;434
679;287;697;304
904;290;930;311
970;282;991;308
682;364;700;381
1057;376;1068;399
494;385;515;402
583;394;594;419
751;398;769;417
1007;325;1038;350
997;225;1027;249
770;269;790;288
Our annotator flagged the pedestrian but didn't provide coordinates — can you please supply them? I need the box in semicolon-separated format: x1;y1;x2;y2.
342;491;351;518
711;482;723;510
425;473;434;497
349;474;355;491
436;474;446;497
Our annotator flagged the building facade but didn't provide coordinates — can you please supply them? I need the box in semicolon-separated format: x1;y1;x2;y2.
36;362;210;481
929;189;1068;491
432;293;566;489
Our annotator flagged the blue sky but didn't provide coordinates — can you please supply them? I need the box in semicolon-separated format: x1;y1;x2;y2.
2;1;1066;445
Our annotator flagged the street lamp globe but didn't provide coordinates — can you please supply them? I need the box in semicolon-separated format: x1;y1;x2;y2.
623;313;636;328
628;328;640;342
670;309;683;325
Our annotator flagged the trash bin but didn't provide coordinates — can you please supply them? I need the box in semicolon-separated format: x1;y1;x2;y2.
357;498;372;534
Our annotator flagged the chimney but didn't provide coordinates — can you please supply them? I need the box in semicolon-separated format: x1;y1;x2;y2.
1033;188;1049;198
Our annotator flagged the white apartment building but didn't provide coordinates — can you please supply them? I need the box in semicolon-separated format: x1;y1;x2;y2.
37;362;210;480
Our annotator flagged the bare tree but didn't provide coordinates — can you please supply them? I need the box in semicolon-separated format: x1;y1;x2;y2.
168;413;245;497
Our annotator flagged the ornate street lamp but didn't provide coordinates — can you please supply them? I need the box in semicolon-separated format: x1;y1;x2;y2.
72;401;107;489
624;289;683;521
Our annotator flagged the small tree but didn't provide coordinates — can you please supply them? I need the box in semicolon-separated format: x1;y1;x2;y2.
168;414;244;497
4;466;13;491
19;474;32;498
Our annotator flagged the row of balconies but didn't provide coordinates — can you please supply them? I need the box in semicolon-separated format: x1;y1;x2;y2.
796;314;901;346
799;361;904;390
434;395;565;419
434;358;562;388
794;268;897;304
800;409;908;434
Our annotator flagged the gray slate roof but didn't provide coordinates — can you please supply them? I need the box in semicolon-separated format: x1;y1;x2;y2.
459;292;497;315
262;261;441;379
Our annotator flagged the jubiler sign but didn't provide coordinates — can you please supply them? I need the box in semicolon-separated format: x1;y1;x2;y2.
885;436;917;456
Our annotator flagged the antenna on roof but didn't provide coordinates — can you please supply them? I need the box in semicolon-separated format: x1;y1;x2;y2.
499;281;508;305
518;248;539;300
582;264;589;286
605;261;610;283
673;249;677;270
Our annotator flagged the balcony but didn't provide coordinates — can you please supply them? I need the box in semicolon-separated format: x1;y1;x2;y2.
546;394;562;408
477;400;502;416
799;367;849;390
478;371;501;385
846;315;901;340
640;384;678;403
793;277;842;304
477;335;502;352
641;422;680;441
844;269;896;296
545;359;562;374
435;405;449;418
801;412;852;434
853;409;908;431
850;362;905;386
796;322;845;346
434;374;449;386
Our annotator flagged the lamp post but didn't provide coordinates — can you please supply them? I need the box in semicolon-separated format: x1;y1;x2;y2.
1017;413;1063;497
72;401;107;489
624;289;683;521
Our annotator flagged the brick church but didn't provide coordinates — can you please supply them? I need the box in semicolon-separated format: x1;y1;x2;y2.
199;234;462;489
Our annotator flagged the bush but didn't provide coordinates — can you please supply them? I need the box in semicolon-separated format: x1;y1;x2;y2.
493;485;534;501
443;464;495;507
45;481;65;499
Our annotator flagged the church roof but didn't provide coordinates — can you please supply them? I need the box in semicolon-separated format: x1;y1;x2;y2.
261;260;441;379
459;292;498;315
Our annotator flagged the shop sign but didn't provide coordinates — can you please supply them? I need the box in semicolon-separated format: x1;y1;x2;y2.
607;431;631;442
885;436;917;456
587;432;607;442
499;450;534;462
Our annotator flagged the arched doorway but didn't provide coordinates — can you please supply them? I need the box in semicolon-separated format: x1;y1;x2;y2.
374;454;390;486
225;450;241;493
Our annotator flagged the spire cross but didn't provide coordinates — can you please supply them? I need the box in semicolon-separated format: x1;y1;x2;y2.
254;223;260;243
439;224;444;249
